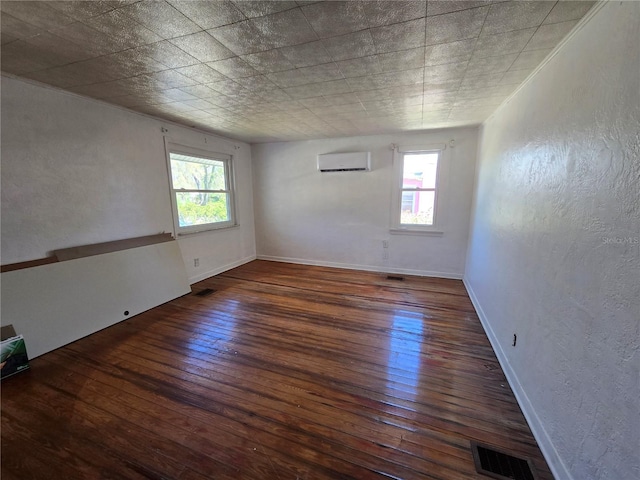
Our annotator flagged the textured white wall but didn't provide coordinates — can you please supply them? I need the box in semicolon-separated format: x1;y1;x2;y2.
252;128;478;278
465;3;639;480
1;75;256;283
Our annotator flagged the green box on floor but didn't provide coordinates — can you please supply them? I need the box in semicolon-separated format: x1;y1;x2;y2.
1;325;30;380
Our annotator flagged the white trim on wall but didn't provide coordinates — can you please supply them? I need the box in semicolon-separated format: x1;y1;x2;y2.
463;278;573;480
188;254;257;284
257;255;463;280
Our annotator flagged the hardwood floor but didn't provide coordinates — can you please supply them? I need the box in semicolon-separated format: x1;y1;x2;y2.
1;260;554;480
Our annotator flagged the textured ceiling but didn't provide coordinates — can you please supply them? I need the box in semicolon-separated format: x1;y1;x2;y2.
1;0;595;143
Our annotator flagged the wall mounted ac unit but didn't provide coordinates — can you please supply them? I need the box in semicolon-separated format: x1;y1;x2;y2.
317;152;371;172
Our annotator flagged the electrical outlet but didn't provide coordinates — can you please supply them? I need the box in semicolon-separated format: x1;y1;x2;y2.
194;258;200;267
382;240;389;248
383;250;389;260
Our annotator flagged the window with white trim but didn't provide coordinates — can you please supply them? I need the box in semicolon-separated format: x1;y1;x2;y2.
166;144;236;234
391;145;445;234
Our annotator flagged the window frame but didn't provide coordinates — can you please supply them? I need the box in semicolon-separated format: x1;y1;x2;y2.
165;141;237;236
390;143;447;236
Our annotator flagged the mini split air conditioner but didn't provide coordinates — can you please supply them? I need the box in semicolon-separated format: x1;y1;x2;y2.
317;152;371;172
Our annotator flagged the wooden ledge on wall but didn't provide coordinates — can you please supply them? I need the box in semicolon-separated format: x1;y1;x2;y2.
0;233;174;273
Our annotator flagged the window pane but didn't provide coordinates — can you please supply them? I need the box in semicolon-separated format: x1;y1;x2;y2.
402;153;438;189
400;190;435;225
170;155;226;190
175;192;229;227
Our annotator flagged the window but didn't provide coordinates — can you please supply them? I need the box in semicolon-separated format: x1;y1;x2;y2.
391;145;445;234
166;144;236;234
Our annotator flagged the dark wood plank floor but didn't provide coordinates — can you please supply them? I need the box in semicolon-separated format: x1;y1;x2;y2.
1;260;554;480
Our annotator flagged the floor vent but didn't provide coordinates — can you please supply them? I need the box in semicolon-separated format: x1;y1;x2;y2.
386;275;404;281
471;442;538;480
194;288;216;297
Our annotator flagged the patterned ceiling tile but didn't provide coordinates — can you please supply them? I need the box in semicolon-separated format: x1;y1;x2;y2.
1;12;44;40
266;63;344;88
133;41;200;69
68;80;133;99
209;19;274;55
85;50;168;80
363;1;426;28
23;60;118;88
284;78;353;99
48;21;126;56
170;31;235;62
482;1;554;35
0;0;595;142
355;83;424;102
208;56;260;78
232;1;297;18
465;53;518;76
240;49;296;73
144;69;199;88
299;93;361;108
371;17;426;54
256;88;293;102
459;72;505;89
174;63;229;84
474;28;537;58
167;0;245;29
424;60;468;82
279;40;332;67
25;30;93;68
251;8;318;48
425;6;489;45
378;47;425;72
321;30;376;61
117;0;201;39
46;1;123;20
168;84;221;99
524;21;579;51
544;1;596;25
85;7;163;48
207;77;249;96
300;1;369;38
423;79;462;95
0;1;75;29
424;39;476;66
427;1;493;17
335;56;384;78
233;74;280;91
453;95;507;107
152;87;199;103
347;67;423;92
1;40;60;75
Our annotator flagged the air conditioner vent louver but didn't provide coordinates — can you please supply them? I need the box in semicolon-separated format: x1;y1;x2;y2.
317;152;371;172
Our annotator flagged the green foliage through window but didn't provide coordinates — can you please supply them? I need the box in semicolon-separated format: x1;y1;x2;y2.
169;150;234;232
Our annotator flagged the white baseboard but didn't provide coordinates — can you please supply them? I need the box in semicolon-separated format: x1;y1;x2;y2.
188;255;257;284
462;277;572;480
256;254;463;279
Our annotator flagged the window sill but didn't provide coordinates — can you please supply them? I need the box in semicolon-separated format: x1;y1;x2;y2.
177;223;239;236
389;228;444;237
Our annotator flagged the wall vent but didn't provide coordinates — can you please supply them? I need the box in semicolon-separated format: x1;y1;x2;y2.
386;275;404;281
471;442;538;480
194;288;216;297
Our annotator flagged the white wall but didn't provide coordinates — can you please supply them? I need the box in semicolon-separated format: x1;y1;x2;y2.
465;3;639;480
251;128;478;278
1;75;256;283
